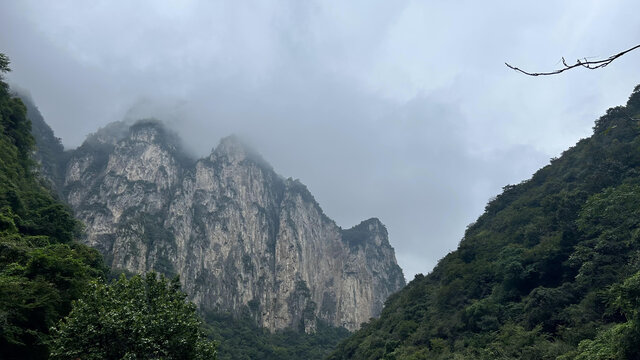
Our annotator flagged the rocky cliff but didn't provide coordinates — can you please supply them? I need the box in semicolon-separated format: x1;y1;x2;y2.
16;92;67;195
59;119;404;332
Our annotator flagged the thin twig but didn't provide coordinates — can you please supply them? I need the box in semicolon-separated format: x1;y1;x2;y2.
505;44;640;76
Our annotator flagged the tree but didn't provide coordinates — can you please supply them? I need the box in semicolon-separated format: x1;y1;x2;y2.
505;44;640;76
0;53;10;74
49;273;217;360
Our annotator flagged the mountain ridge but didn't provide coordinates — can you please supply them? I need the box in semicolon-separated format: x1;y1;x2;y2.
29;114;405;333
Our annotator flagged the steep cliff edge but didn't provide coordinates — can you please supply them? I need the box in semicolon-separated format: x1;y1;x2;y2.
59;120;404;332
15;92;67;195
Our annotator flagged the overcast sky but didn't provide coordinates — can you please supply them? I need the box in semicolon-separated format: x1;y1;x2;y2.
2;0;640;279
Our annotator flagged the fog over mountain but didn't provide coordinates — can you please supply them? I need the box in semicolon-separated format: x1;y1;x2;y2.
1;0;640;278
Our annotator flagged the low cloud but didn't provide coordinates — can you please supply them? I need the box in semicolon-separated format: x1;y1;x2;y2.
2;0;640;278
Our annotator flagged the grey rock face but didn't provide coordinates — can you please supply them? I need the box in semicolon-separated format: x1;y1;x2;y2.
18;92;67;196
63;120;405;332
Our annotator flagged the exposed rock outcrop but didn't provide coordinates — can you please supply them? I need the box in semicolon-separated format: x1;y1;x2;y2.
60;120;405;332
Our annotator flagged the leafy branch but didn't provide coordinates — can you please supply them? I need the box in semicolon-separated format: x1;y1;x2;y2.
505;44;640;76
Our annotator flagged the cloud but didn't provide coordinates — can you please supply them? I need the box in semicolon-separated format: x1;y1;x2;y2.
1;0;640;278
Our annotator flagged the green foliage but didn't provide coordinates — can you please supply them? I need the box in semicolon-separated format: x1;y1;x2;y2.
0;240;105;357
0;53;10;74
0;53;107;359
203;310;349;360
50;273;217;360
329;86;640;359
569;271;640;360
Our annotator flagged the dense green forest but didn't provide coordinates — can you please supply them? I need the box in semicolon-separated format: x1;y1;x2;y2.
0;55;107;359
204;310;349;359
329;85;640;359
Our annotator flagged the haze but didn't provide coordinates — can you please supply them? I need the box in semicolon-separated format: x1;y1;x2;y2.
2;0;640;279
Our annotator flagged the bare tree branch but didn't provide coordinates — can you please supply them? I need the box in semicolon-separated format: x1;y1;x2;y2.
505;44;640;76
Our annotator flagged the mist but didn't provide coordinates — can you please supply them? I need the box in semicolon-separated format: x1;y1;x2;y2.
2;0;640;278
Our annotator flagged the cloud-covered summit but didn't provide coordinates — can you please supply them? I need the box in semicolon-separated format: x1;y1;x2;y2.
2;0;640;277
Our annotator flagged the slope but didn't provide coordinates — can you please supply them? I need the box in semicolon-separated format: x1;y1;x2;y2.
17;91;68;197
329;85;640;359
0;61;106;359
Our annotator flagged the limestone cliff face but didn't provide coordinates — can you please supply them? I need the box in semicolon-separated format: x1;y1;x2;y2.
62;120;405;332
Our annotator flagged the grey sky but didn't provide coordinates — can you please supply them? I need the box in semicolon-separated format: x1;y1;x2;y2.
2;0;640;279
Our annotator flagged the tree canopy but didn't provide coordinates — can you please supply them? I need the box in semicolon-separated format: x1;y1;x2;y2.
0;53;10;75
50;272;217;360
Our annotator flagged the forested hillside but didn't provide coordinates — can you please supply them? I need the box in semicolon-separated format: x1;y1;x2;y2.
0;57;106;359
329;85;640;359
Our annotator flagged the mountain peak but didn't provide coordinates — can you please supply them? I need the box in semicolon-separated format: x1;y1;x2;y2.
84;121;130;146
212;135;271;169
341;217;391;249
351;218;387;235
128;119;168;144
214;134;246;155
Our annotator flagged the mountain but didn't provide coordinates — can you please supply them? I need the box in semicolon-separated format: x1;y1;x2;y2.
329;85;640;359
15;92;67;196
54;119;404;332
